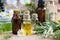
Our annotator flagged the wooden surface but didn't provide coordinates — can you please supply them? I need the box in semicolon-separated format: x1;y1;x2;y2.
0;31;54;40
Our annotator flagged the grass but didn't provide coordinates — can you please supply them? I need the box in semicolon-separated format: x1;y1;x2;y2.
0;22;12;34
0;30;3;34
2;22;12;31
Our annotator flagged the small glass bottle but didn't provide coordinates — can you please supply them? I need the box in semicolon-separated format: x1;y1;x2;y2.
32;13;38;21
12;9;22;34
32;13;38;27
23;14;32;35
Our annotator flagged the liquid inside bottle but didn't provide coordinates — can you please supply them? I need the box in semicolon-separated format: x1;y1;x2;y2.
23;21;32;35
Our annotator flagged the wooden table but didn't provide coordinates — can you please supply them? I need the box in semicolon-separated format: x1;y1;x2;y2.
0;31;54;40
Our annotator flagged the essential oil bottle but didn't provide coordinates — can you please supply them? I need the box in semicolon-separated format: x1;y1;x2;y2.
23;12;32;35
12;9;22;34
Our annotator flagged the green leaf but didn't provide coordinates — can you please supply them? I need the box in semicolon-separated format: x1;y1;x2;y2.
0;30;3;34
54;30;60;40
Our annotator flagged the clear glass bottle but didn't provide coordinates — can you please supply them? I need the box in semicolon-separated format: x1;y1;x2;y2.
32;13;38;27
23;14;32;35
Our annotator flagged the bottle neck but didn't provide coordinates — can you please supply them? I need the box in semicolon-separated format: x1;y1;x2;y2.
23;18;31;22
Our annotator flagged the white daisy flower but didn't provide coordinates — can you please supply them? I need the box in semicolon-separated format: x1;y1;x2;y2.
47;27;53;34
1;12;5;17
5;9;13;18
17;29;26;37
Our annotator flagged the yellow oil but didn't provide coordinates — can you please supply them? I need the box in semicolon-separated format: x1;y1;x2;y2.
23;22;32;35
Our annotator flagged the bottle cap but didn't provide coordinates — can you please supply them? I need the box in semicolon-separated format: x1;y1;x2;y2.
23;14;30;19
13;9;20;15
24;10;30;15
32;13;38;19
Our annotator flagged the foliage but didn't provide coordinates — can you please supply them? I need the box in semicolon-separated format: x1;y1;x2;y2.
4;34;12;39
34;24;44;34
43;27;54;38
54;30;60;40
33;20;60;40
0;30;3;34
2;22;12;32
24;2;37;13
34;20;60;34
0;22;12;34
20;10;25;13
42;20;60;32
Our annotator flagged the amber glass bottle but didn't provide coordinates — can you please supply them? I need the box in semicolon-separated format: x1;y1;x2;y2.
37;8;46;23
36;0;46;23
41;9;46;22
12;10;22;34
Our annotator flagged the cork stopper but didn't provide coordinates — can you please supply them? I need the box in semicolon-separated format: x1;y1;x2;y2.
13;9;20;15
24;10;30;15
49;1;53;4
32;13;38;19
24;14;30;19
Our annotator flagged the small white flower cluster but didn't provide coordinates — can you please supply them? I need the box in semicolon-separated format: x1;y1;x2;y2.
43;27;54;38
0;9;13;18
17;29;26;37
17;29;36;37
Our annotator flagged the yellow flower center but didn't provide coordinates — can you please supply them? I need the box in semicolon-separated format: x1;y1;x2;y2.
48;30;53;33
7;13;11;16
56;21;60;24
20;31;23;35
2;12;4;15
